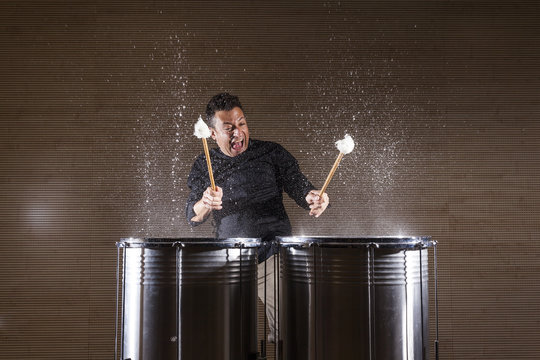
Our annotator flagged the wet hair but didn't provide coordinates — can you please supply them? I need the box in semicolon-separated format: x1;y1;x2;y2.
205;92;243;127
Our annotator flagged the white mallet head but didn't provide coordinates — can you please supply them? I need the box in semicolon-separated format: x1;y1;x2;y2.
194;116;212;139
335;134;355;155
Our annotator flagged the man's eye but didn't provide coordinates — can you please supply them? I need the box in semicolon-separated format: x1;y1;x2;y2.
224;128;232;132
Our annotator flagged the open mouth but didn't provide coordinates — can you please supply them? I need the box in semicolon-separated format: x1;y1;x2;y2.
231;139;244;151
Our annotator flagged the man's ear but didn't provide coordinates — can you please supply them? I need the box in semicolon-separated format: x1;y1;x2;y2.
210;128;217;141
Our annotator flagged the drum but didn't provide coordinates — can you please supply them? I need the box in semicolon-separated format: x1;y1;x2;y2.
277;236;436;360
115;238;261;360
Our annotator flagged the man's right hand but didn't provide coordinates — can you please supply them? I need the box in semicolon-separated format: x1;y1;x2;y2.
201;186;223;210
191;186;223;223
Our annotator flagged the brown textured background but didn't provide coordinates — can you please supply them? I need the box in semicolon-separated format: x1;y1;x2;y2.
1;1;539;359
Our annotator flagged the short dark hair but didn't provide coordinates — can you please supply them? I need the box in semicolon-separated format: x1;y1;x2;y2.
205;93;243;127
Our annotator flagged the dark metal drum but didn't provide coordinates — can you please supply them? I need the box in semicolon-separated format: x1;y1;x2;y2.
277;236;437;360
115;238;261;360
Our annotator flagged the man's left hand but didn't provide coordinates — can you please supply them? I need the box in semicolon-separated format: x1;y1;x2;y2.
306;190;329;218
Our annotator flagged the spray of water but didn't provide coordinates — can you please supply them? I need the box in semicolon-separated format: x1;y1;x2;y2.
131;32;198;237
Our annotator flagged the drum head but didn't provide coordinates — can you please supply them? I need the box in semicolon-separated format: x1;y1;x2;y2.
117;237;261;248
116;238;176;248
276;236;434;249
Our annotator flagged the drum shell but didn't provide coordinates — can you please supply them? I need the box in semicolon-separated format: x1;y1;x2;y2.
117;238;260;360
279;237;431;360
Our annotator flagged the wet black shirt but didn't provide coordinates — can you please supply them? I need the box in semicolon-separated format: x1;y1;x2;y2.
186;139;315;261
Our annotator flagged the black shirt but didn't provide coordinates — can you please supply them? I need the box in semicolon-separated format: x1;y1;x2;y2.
186;139;315;261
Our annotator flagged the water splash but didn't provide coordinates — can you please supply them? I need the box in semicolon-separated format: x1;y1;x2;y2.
131;31;197;237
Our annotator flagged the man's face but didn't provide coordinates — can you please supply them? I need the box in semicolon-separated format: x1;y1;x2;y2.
211;107;250;157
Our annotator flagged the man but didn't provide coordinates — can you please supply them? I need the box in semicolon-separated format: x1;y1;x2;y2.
186;92;329;341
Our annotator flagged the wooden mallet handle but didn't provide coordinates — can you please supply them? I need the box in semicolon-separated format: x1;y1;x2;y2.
319;152;344;197
202;137;216;191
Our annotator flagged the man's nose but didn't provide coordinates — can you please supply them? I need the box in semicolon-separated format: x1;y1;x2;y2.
232;127;240;136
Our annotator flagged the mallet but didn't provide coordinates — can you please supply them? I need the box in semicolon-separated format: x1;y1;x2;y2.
193;116;216;191
319;134;355;197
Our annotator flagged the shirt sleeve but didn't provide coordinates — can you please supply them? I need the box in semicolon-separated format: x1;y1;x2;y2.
274;144;316;210
185;155;209;227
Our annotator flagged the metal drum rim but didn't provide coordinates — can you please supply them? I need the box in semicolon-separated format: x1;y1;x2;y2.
275;235;435;249
116;237;261;248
